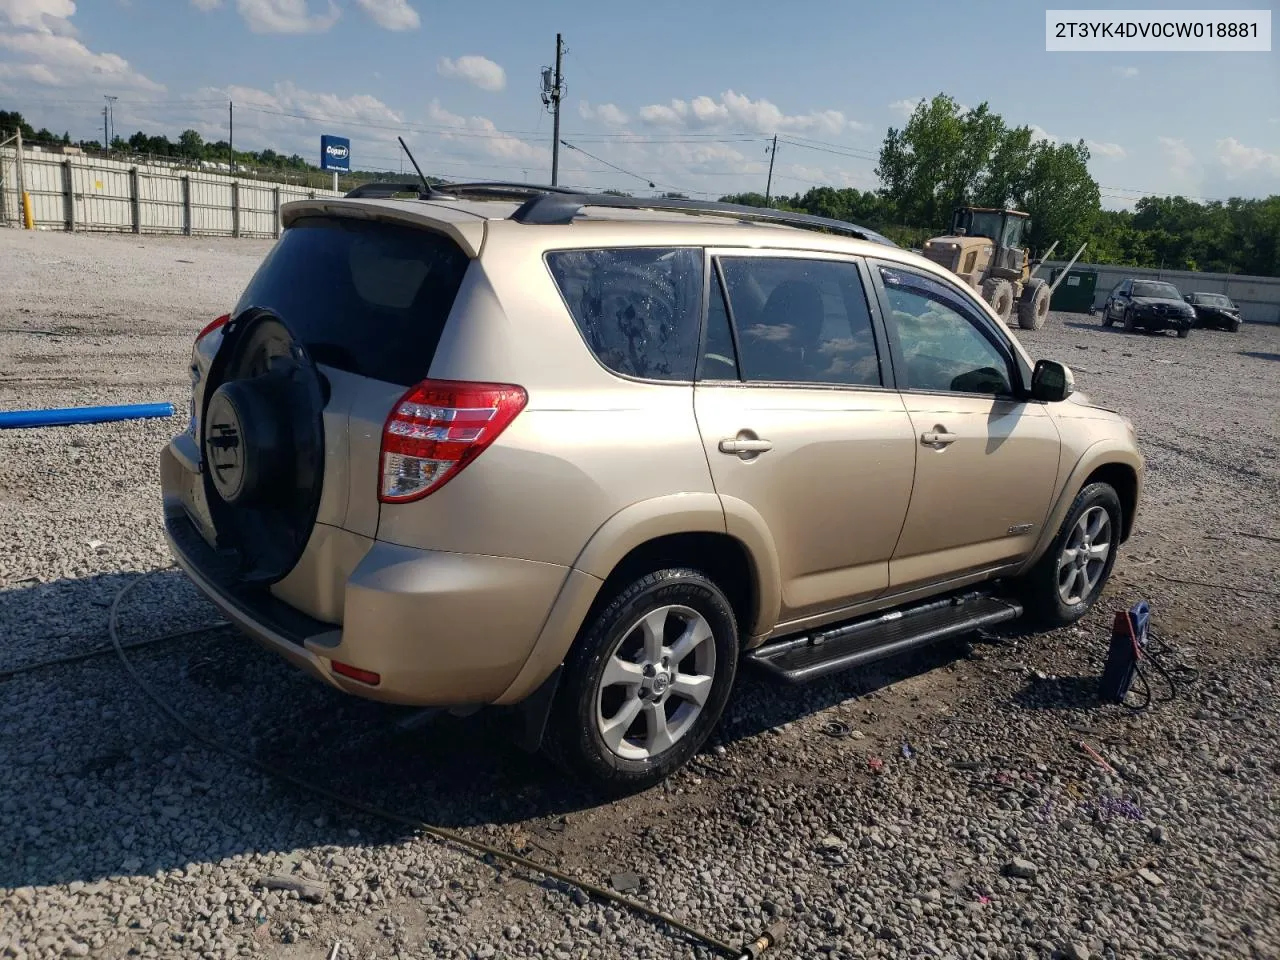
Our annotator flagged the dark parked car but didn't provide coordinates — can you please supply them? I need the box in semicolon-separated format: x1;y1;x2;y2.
1102;279;1196;337
1185;292;1243;332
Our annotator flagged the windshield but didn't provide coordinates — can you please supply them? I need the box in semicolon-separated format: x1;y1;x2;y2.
1192;293;1233;307
953;209;1004;240
1132;281;1181;300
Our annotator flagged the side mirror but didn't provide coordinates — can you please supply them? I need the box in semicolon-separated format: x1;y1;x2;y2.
1184;295;1192;302
1031;359;1075;403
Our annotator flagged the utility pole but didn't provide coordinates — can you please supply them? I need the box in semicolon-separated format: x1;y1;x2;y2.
765;135;778;205
102;107;109;153
541;34;564;185
104;95;118;150
229;101;235;175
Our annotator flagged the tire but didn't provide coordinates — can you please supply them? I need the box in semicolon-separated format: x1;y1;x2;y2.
1176;326;1190;339
542;568;739;793
1102;311;1114;328
1122;309;1135;332
982;278;1014;323
1017;278;1051;330
1229;320;1240;333
1017;482;1123;629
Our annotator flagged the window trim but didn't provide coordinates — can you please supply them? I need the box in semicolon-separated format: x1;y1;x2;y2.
541;245;707;386
704;247;895;392
866;258;1031;401
696;256;745;383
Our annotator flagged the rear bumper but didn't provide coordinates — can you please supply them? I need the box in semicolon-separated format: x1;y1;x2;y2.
161;445;570;707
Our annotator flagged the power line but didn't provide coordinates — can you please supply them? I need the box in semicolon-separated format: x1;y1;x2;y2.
560;140;656;188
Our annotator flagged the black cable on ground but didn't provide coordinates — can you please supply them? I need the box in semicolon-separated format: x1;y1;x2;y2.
109;570;762;959
0;621;230;680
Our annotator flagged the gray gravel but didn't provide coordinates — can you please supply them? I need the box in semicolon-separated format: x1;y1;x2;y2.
2;228;1278;960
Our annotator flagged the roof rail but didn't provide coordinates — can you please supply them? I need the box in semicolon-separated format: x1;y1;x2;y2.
509;193;898;247
344;180;582;202
343;181;441;200
437;181;583;199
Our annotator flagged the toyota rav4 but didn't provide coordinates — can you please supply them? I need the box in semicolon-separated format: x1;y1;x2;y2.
161;184;1143;792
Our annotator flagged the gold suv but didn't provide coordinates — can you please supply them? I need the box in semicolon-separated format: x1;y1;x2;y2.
161;184;1143;792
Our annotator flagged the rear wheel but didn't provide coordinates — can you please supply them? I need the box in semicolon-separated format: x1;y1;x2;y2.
1018;483;1122;629
543;569;738;793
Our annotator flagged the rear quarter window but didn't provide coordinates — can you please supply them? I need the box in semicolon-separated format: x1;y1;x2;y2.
234;216;470;386
545;247;703;381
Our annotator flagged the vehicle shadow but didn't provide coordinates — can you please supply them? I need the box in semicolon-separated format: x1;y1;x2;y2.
1240;351;1280;362
0;567;968;889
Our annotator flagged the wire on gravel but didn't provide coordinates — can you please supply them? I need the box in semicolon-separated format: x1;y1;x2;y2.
109;569;754;959
0;621;230;679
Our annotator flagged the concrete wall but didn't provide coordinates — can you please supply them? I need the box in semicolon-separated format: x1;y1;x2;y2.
1042;259;1280;324
0;146;340;238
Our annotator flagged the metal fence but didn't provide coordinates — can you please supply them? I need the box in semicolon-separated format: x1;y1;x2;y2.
1040;259;1280;324
1;146;340;238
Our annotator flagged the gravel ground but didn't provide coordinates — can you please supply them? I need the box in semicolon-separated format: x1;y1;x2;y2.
1;228;1278;960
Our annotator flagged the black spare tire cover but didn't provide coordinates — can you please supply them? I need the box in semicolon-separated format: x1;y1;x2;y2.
201;312;325;584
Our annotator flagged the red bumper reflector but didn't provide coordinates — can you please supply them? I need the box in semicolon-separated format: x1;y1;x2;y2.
331;661;381;686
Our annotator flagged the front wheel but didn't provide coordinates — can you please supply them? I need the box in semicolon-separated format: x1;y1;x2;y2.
1017;483;1123;629
1177;326;1191;339
543;568;739;793
1229;320;1240;333
1122;310;1135;332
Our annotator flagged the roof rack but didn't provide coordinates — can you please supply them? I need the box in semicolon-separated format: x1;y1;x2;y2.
509;193;898;247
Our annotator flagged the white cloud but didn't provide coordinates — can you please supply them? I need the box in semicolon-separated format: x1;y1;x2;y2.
1086;140;1126;159
436;55;505;93
353;0;418;30
888;98;922;119
426;99;545;164
234;0;339;34
578;100;628;126
1215;137;1280;178
639;90;859;136
0;0;76;30
1029;124;1058;144
1160;136;1196;176
1112;66;1139;78
0;0;161;89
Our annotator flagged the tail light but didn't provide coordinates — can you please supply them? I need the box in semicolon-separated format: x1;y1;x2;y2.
379;379;527;504
196;314;230;345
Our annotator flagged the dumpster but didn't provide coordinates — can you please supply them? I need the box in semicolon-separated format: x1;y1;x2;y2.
1049;268;1098;314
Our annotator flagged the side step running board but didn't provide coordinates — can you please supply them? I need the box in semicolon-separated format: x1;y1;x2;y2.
747;592;1022;685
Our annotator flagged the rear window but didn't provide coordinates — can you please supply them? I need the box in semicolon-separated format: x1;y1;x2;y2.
234;216;470;386
545;247;703;381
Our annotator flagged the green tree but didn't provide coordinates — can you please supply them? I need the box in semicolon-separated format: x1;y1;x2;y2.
1020;139;1100;256
178;129;204;159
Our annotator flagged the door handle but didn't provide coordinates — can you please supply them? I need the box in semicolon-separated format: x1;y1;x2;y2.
920;430;957;448
719;438;773;455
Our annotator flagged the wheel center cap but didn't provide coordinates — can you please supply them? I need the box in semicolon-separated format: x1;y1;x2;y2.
651;672;670;696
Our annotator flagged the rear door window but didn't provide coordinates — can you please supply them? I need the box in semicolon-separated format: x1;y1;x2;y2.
716;256;883;387
234;216;471;386
545;247;703;381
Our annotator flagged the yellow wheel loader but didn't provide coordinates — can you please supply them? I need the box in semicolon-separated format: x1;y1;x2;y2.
921;206;1053;330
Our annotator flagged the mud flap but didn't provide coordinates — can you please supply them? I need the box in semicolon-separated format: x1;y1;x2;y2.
507;665;563;753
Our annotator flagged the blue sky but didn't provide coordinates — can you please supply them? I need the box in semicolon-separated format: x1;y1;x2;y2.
1;0;1277;207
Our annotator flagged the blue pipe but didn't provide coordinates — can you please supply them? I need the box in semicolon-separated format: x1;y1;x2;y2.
0;402;176;429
